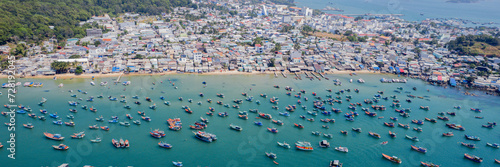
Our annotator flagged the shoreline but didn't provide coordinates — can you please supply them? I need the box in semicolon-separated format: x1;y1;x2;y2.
0;70;380;79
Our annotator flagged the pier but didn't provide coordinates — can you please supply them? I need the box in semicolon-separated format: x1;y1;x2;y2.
116;73;124;83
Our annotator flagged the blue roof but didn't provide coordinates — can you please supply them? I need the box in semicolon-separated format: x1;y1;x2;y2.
450;78;457;86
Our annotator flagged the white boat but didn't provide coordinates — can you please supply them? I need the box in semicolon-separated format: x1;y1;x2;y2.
90;81;95;86
335;146;349;153
58;83;64;88
91;137;101;143
277;141;290;149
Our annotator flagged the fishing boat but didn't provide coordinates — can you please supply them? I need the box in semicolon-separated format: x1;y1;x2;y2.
44;132;64;140
335;146;348;153
267;127;279;133
461;142;475;148
330;160;343;167
89;125;98;129
295;141;313;151
312;131;321;136
53;144;69;150
101;126;110;131
254;121;263;126
133;120;141;125
294;123;304;129
389;131;396;138
413;127;423;132
69;109;77;113
277;141;290;149
464;134;480;141
382;153;402;164
95;116;104;122
230;124;243;131
49;113;59;118
411;145;427;153
53;120;63;125
71;131;85;139
340;130;348;135
158;141;172;148
265;152;277;159
464;153;482;163
369;132;381;139
167;118;182;130
150;129;166;138
411;120;424;125
352;127;361;132
398;123;410;129
172;161;183;167
272;119;284;125
442;132;454;136
405;135;419;142
486;143;499;148
119;122;131;126
193;131;217;142
23;123;34;129
90;137;101;143
420;161;440;167
200;117;209;123
384;122;395;127
141;116;151;122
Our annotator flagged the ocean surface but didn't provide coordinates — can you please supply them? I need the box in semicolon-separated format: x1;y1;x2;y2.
295;0;500;26
1;73;499;167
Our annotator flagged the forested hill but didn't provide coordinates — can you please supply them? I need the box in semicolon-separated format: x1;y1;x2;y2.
0;0;194;45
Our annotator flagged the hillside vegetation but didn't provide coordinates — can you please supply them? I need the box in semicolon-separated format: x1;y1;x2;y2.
0;0;193;45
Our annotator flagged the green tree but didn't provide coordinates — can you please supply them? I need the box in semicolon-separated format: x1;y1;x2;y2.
94;41;101;47
69;55;81;59
50;61;70;74
75;66;83;75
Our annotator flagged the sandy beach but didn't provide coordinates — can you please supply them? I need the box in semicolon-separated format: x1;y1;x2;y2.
0;69;379;79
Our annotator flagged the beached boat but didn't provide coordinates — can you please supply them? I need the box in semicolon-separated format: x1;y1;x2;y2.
277;141;290;149
335;146;348;153
464;153;482;163
295;141;313;151
382;153;402;164
53;144;69;150
411;145;427;153
44;132;64;140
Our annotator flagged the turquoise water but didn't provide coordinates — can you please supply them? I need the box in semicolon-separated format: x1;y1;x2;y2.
1;74;499;166
296;0;500;26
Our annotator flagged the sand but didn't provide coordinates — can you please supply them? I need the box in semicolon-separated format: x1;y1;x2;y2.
0;70;379;79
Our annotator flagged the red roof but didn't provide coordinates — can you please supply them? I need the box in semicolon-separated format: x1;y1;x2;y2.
437;76;442;81
255;44;262;47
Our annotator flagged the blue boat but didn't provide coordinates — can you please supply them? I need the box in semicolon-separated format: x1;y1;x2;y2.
49;113;59;118
16;110;27;114
254;121;263;126
53;120;63;125
173;161;183;167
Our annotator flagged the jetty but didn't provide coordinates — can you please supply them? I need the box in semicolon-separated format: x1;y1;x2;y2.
281;72;287;78
294;72;302;80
